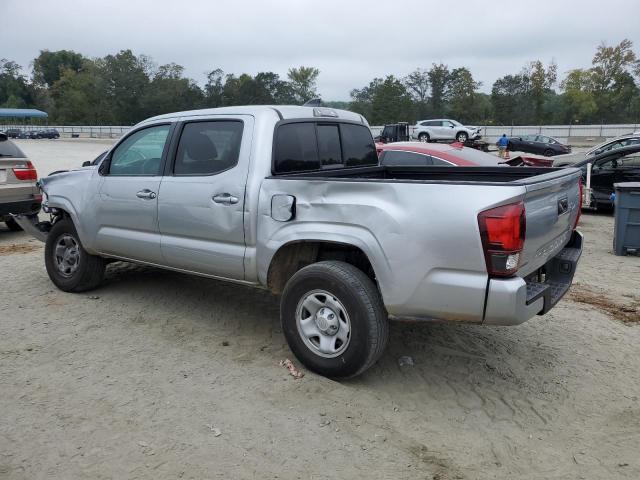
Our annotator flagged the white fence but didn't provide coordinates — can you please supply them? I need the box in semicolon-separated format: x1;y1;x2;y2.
370;124;640;145
4;123;640;145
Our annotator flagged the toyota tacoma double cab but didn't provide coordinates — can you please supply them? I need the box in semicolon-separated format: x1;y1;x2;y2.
14;106;583;378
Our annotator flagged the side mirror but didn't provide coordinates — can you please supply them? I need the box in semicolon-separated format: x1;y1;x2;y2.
82;161;91;167
612;159;618;169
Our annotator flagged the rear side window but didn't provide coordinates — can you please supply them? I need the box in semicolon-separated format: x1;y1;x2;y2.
274;122;377;174
0;139;26;158
381;150;433;166
340;124;377;167
175;121;244;175
274;123;320;173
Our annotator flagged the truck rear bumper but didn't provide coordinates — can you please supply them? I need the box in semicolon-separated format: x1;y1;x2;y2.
483;230;583;325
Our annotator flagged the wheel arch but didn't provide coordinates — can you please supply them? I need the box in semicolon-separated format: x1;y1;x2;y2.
265;239;387;297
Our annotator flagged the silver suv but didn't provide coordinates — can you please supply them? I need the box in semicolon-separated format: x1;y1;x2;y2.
412;119;482;143
553;132;640;166
0;134;41;230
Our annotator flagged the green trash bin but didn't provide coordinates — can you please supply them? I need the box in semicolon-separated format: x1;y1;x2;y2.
613;182;640;256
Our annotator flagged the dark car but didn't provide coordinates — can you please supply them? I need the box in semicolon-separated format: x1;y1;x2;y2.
508;135;571;157
570;145;640;210
4;128;23;139
37;128;60;139
25;130;42;139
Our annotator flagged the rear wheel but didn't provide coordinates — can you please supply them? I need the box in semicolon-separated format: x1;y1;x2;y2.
4;217;22;231
45;218;105;292
456;132;468;143
418;132;430;142
543;149;554;157
281;261;388;378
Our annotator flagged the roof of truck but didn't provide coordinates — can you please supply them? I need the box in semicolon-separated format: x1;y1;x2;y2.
137;105;367;126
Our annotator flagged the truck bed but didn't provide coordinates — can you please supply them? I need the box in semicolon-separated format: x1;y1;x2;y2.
271;165;577;185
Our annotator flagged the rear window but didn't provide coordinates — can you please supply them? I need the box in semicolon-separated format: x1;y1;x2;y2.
445;147;500;166
274;123;320;173
0;139;26;158
273;122;377;174
381;150;433;166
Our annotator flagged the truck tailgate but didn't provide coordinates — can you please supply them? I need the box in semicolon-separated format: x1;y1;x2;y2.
518;168;582;277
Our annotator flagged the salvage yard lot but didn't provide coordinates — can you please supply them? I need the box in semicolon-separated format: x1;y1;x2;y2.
1;139;639;479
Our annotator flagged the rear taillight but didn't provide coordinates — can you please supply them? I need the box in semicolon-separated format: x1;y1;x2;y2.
574;181;583;230
478;201;526;277
13;161;37;181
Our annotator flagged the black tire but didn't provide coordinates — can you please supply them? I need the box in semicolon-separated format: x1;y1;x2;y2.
456;132;468;143
4;217;22;231
543;149;554;157
418;132;430;142
281;261;388;378
45;218;105;292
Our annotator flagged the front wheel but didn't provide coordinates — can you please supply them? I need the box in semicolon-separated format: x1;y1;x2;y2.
456;132;468;143
543;149;554;157
45;218;105;292
281;261;389;378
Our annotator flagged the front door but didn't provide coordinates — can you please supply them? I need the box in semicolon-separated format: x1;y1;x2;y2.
157;117;253;280
590;156;618;203
94;124;172;263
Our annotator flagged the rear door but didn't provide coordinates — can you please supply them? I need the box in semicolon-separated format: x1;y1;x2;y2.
157;116;253;280
94;123;172;263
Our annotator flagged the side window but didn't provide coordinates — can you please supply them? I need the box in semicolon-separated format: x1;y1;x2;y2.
381;150;433;166
340;124;378;167
420;121;430;127
174;121;243;176
620;154;640;167
431;156;454;166
274;123;319;173
110;125;170;175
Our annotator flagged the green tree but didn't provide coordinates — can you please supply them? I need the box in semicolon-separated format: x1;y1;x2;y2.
32;50;85;88
427;63;450;117
287;66;320;103
528;60;557;123
447;67;482;122
141;63;204;117
404;69;429;118
0;59;34;108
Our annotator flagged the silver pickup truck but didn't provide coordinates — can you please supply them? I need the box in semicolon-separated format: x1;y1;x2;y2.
15;106;583;378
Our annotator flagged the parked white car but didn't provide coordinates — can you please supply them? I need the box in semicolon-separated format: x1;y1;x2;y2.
412;119;482;143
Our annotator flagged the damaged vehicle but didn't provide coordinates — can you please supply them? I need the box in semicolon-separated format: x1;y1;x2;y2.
14;106;584;378
0;132;41;231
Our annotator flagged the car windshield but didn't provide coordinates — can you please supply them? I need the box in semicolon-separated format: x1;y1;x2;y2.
444;147;500;166
449;120;462;126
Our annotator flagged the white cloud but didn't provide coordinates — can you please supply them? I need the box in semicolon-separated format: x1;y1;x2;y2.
3;0;639;99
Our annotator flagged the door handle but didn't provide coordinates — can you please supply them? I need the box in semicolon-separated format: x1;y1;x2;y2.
212;193;239;205
136;189;157;199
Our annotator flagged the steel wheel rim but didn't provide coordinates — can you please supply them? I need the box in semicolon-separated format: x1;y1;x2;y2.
457;134;467;142
54;234;80;277
295;289;351;358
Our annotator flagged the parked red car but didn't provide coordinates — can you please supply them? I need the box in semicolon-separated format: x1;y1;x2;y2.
376;142;554;167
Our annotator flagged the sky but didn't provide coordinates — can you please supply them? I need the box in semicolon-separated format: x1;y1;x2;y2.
3;0;640;100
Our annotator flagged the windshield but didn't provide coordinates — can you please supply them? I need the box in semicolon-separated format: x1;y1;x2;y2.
449;120;462;127
444;147;500;166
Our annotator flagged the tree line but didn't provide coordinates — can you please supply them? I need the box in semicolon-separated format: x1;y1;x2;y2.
1;39;639;126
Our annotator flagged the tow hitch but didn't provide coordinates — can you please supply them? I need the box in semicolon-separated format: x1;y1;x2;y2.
10;214;52;242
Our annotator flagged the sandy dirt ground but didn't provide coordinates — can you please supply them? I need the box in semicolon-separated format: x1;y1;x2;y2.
1;139;639;479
